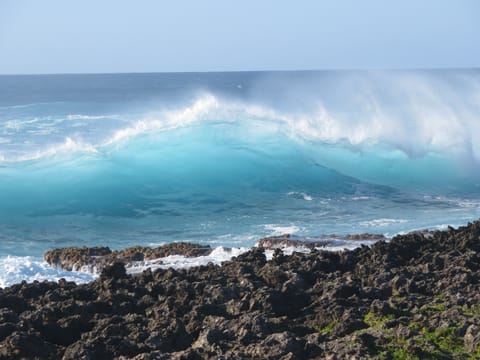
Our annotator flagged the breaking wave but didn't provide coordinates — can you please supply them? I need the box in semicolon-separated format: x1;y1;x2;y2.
1;70;480;285
2;85;480;190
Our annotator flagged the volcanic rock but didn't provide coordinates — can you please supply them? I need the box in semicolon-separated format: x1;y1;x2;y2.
257;233;386;249
1;222;480;358
44;242;213;273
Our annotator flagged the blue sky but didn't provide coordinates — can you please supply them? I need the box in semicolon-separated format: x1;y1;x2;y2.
0;0;479;74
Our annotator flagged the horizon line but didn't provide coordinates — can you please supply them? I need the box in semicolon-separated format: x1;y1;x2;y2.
1;66;479;77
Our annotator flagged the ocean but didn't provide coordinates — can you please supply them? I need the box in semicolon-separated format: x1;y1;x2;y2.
1;70;480;286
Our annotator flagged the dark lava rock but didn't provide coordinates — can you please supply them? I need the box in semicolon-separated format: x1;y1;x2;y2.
44;246;112;271
258;233;386;249
2;221;480;358
100;262;128;279
44;242;213;273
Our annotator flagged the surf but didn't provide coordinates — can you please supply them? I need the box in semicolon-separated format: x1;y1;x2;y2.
1;70;480;286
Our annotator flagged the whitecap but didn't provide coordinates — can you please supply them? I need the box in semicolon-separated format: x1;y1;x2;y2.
66;114;115;120
263;224;301;235
359;218;408;227
287;191;313;201
5;137;98;163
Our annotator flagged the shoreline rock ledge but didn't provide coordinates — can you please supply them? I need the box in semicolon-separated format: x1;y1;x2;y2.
257;233;386;249
44;233;387;273
1;221;480;358
44;242;214;273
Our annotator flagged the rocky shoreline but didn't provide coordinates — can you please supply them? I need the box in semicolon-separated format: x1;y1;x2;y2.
43;242;215;274
257;233;386;250
2;222;480;358
42;233;386;274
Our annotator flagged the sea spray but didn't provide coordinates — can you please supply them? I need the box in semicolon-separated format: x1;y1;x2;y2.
1;70;480;285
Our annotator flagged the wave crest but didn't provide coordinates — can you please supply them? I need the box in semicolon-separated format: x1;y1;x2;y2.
1;71;480;190
98;79;480;164
12;137;98;163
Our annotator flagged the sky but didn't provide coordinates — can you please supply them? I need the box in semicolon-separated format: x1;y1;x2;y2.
0;0;479;74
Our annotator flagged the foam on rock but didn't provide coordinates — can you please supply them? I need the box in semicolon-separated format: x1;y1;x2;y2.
1;221;480;358
44;242;213;273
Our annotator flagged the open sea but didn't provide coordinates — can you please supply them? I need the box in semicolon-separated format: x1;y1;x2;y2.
1;70;480;286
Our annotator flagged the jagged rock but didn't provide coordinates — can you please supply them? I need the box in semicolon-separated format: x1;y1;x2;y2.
464;324;480;353
44;242;213;273
44;246;112;271
1;221;480;358
100;262;127;279
258;233;386;249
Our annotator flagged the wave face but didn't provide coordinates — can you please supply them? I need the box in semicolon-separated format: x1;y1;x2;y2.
1;70;480;285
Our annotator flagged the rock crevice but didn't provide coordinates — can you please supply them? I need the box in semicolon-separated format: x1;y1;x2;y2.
2;222;480;358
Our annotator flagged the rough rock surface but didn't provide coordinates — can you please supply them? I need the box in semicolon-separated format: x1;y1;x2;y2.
44;242;213;273
2;222;480;358
258;233;386;249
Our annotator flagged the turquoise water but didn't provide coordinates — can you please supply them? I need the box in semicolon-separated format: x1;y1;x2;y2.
1;70;480;284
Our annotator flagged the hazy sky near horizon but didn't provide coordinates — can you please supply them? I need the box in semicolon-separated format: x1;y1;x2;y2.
0;0;479;74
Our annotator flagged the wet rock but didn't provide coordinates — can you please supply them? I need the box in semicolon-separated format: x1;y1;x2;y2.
44;242;213;273
1;221;480;357
44;246;112;271
258;233;386;249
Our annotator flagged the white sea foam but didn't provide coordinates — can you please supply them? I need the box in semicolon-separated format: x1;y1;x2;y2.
2;74;480;168
264;247;310;260
359;218;408;227
127;246;250;274
104;94;220;145
162;75;480;164
263;239;379;260
91;71;480;165
8;243;388;287
287;191;313;201
12;137;98;162
5;120;24;131
0;102;53;110
3;117;48;131
66;114;116;120
263;224;300;236
0;256;96;288
0;247;250;287
351;196;371;201
1;230;442;287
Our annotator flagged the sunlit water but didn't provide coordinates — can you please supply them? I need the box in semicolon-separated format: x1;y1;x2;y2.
1;70;480;286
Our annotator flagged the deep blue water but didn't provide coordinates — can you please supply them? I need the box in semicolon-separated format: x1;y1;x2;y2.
1;70;480;285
